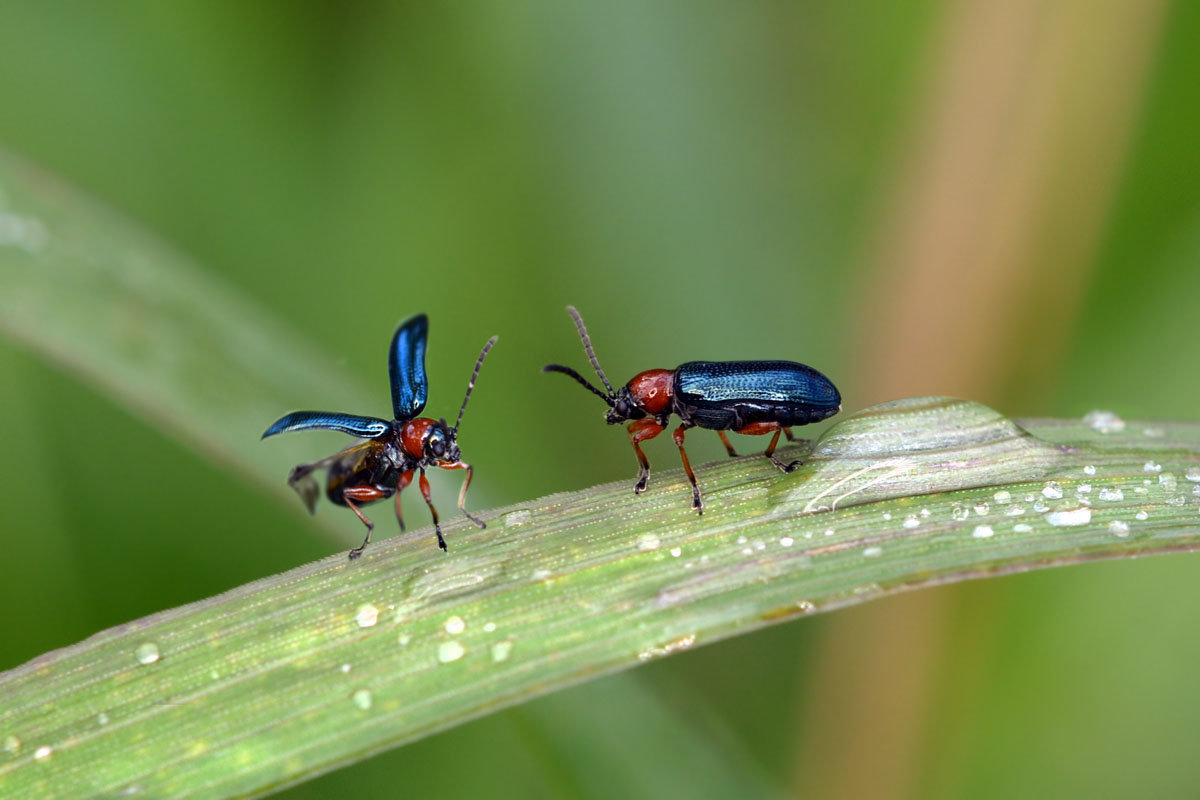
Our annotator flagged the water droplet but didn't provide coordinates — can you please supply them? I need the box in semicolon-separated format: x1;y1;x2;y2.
438;641;465;663
824;528;835;537
97;713;109;726
973;503;990;515
398;633;412;646
340;663;352;673
1083;410;1125;433
530;568;553;581
993;490;1012;503
972;525;994;539
796;600;816;613
1144;461;1163;473
779;536;794;547
1033;499;1049;513
483;622;496;633
503;509;532;527
33;745;52;761
637;634;697;661
863;546;882;557
1045;507;1091;527
134;643;160;665
736;536;747;544
3;735;21;754
1144;426;1165;438
920;508;931;517
741;547;754;555
1186;467;1200;482
355;603;380;628
444;616;465;635
1042;482;1063;500
1077;483;1092;494
951;504;970;521
1006;506;1026;516
491;641;513;663
1013;523;1033;533
670;546;683;557
637;533;660;551
1135;510;1149;521
1099;488;1124;502
881;512;893;521
352;689;373;711
1108;520;1130;537
903;515;920;529
1167;494;1187;506
1159;473;1178;491
1083;465;1097;476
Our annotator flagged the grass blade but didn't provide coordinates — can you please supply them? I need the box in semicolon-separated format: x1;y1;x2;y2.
1;398;1198;798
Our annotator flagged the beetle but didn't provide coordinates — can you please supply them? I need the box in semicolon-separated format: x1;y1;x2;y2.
263;314;497;558
543;306;840;513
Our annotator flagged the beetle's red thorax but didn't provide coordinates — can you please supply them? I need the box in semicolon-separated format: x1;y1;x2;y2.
628;369;674;415
400;417;434;459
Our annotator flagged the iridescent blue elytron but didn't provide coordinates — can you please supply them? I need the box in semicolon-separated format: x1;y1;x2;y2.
673;360;840;430
263;313;497;558
544;307;841;513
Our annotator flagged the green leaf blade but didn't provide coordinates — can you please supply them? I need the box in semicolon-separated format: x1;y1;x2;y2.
2;398;1199;798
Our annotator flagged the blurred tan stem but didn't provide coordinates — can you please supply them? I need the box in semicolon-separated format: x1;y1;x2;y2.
791;1;1168;797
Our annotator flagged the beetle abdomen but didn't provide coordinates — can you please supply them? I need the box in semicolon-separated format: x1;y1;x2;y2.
673;360;841;429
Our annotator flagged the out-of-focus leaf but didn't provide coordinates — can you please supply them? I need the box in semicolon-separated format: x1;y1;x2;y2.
0;147;376;509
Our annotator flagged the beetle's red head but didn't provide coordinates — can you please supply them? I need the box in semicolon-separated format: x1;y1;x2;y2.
425;418;460;463
605;386;644;424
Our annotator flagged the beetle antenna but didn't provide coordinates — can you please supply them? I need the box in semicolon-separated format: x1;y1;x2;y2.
542;364;615;407
454;336;498;433
566;306;615;396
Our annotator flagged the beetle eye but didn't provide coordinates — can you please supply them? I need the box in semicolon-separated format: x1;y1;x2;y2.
429;434;445;457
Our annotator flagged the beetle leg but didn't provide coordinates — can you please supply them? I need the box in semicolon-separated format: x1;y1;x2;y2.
781;426;811;448
762;425;800;473
343;485;389;559
393;469;415;531
717;430;739;458
627;418;665;494
735;421;802;473
418;468;447;551
439;461;486;529
672;424;703;514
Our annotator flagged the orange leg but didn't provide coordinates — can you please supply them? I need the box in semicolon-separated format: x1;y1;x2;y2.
735;421;801;473
672;424;702;513
440;461;485;528
343;485;389;560
717;430;739;458
418;468;447;551
782;426;810;447
627;418;666;493
393;469;415;531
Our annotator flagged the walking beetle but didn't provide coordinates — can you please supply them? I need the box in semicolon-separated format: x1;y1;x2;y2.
263;314;497;558
543;306;840;513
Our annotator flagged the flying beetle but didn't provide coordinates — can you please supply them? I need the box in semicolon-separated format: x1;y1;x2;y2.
543;306;840;513
263;314;497;558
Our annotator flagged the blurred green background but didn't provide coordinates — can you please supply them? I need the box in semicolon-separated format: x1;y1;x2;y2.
1;1;1198;797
